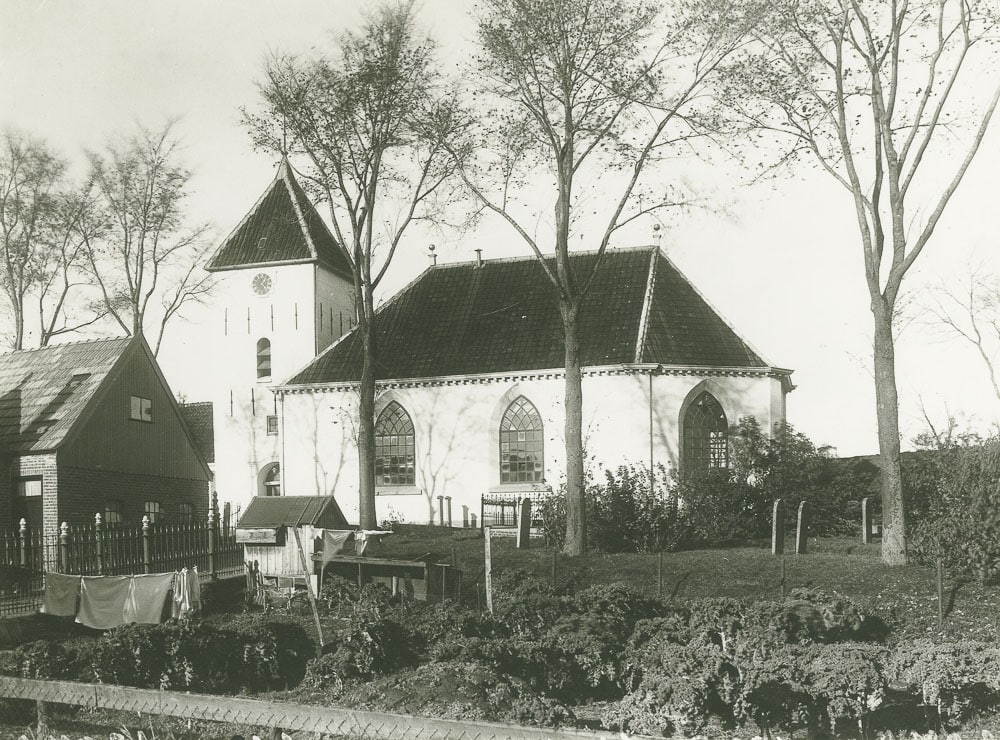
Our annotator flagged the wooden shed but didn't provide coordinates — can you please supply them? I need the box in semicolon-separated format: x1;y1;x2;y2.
236;496;351;590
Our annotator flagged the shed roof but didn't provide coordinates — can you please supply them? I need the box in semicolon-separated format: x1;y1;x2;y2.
205;159;353;277
0;337;133;454
285;247;782;385
237;495;351;529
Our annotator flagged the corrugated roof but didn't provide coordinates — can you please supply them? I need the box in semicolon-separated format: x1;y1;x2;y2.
237;495;351;529
0;337;133;454
179;401;214;465
286;247;772;385
205;159;353;276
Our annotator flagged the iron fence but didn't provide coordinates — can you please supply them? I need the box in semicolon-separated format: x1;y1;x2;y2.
480;490;551;531
0;514;243;616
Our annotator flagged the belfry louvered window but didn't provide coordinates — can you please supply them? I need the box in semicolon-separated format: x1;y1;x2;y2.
683;392;729;470
500;396;544;483
256;338;271;380
375;402;415;486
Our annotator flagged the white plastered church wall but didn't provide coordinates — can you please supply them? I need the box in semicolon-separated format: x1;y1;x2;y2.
279;369;783;527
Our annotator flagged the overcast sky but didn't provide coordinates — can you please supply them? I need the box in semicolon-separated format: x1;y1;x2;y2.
3;0;999;456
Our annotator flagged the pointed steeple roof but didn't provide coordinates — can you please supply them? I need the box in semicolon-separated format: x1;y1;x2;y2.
206;159;353;276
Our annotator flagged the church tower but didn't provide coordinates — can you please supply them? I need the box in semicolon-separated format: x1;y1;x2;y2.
204;160;355;515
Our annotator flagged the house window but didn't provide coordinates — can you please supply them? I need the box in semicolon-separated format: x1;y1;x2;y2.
130;395;152;422
179;502;194;523
144;501;161;524
683;391;729;470
15;479;42;498
499;396;543;483
104;499;123;525
257;338;272;380
375;401;415;486
266;415;279;435
261;463;281;496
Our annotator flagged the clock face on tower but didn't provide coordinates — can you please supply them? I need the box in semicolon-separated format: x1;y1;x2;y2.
251;273;272;296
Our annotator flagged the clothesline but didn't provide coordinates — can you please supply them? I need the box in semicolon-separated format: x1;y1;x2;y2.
41;568;201;630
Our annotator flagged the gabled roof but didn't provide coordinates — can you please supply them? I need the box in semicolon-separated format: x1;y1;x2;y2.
285;246;780;386
205;159;353;277
0;337;133;454
179;401;214;465
237;495;351;529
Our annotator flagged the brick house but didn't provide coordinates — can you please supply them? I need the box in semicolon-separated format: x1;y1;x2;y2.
0;336;212;534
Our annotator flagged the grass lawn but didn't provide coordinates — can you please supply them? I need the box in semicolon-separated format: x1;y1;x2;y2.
377;524;1000;641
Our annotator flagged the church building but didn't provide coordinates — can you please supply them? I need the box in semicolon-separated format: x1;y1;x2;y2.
206;162;793;524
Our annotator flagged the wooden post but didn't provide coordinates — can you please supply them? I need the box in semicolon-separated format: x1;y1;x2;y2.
516;498;532;549
780;555;787;598
94;513;104;576
861;497;871;544
771;499;784;555
937;551;944;628
795;501;808;555
451;546;457;568
484;527;493;614
59;523;70;574
18;519;27;569
142;516;151;574
291;527;325;648
657;552;664;598
208;492;219;580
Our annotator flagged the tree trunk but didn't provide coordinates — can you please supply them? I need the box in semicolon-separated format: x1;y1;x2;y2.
561;300;586;556
872;299;907;565
358;311;378;531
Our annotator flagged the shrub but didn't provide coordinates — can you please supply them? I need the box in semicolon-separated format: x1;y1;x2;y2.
341;660;574;727
232;615;314;690
910;440;1000;582
85;623;169;687
604;641;738;736
540;464;687;553
807;642;888;735
890;639;1000;725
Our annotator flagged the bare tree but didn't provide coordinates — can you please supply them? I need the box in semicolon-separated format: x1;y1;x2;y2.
923;264;1000;405
82;122;214;355
459;0;761;554
716;0;1000;564
246;1;464;529
0;129;65;349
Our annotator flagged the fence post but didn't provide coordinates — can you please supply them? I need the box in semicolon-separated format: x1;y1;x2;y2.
208;491;219;580
94;513;104;575
861;496;872;544
142;516;151;574
18;519;27;568
59;523;70;574
484;527;493;614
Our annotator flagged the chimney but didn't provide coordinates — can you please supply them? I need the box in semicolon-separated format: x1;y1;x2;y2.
652;223;661;248
428;244;437;266
474;248;483;268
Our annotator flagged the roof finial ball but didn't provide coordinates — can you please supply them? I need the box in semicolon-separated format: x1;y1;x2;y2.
652;222;661;247
428;244;437;266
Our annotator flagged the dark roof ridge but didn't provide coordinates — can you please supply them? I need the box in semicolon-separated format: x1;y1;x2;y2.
430;244;656;270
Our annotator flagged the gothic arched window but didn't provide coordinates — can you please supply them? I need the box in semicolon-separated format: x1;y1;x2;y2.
375;402;415;485
683;391;729;470
500;396;543;483
256;338;272;380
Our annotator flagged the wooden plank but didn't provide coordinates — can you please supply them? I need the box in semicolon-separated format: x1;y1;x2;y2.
236;528;281;544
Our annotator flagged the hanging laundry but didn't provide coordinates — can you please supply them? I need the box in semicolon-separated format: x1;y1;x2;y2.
315;529;353;571
124;573;174;624
41;572;80;617
77;575;130;630
172;568;201;619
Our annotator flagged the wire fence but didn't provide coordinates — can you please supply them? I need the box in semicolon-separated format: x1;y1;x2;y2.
0;676;626;740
